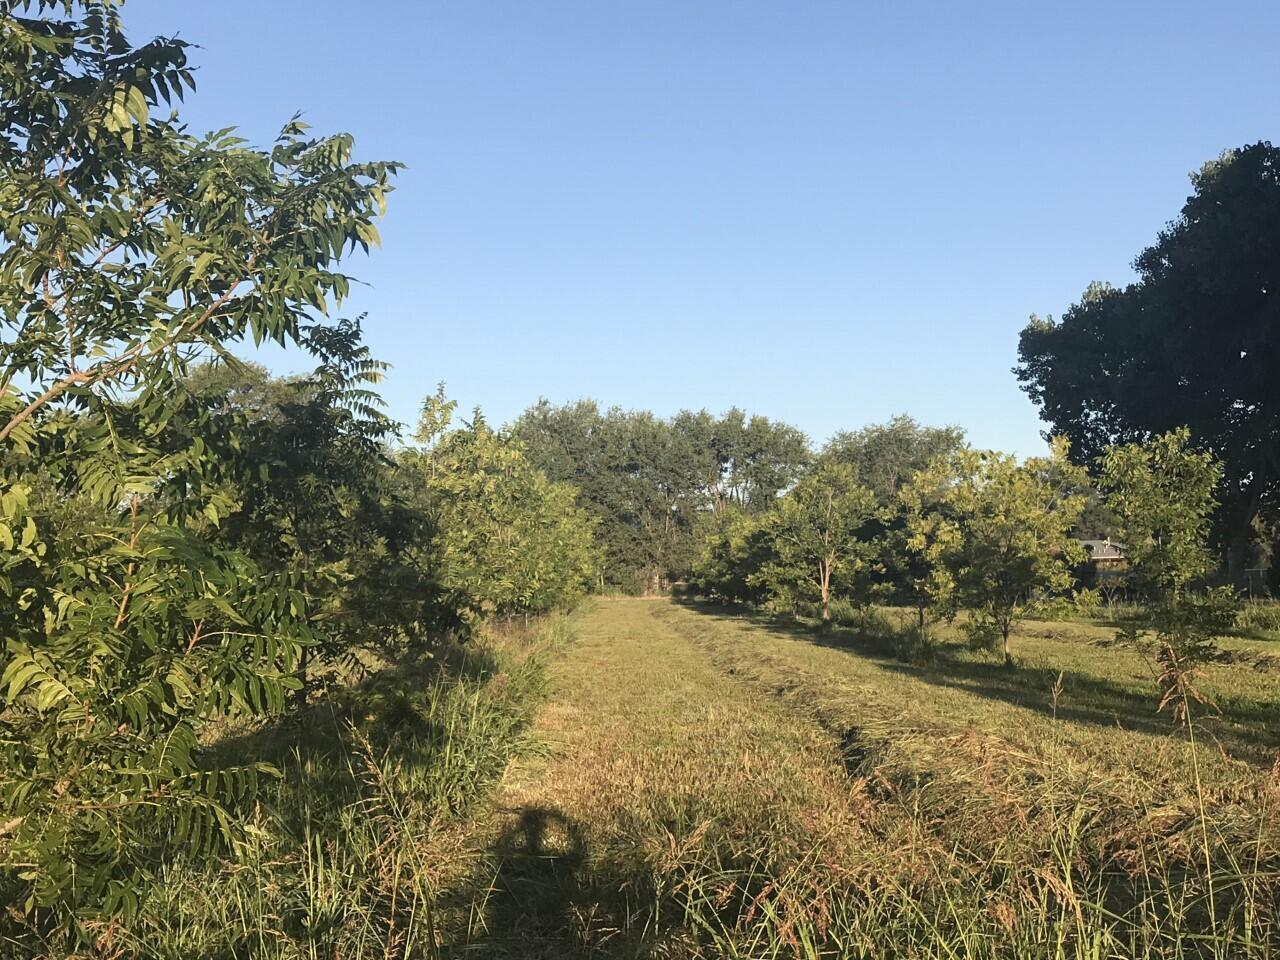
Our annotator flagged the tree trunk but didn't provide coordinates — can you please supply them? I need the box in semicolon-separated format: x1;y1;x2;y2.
820;564;831;623
1267;529;1280;599
294;644;309;713
1228;533;1249;586
1002;624;1013;668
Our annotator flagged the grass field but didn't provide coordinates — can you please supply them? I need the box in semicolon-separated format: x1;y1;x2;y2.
66;598;1279;958
446;598;1279;958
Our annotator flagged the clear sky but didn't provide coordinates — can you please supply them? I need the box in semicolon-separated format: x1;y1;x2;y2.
126;0;1279;455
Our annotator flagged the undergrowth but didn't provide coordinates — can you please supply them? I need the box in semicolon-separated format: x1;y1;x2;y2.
5;616;570;960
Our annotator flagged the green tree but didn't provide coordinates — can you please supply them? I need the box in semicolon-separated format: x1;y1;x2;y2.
514;401;810;593
186;332;444;702
0;1;396;934
1099;430;1237;714
758;461;877;622
514;401;703;592
928;440;1088;664
1017;143;1280;583
898;462;964;645
689;506;773;605
419;407;596;619
674;407;811;513
822;414;966;504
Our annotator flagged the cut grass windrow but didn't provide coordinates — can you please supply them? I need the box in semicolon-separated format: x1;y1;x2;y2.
452;598;1280;958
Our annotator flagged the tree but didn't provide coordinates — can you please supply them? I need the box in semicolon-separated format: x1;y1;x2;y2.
0;1;396;934
927;441;1088;665
898;462;965;645
513;401;811;593
689;506;773;605
758;461;877;622
185;331;445;703
1099;430;1237;714
1017;143;1280;582
417;406;596;619
822;415;966;504
673;407;812;513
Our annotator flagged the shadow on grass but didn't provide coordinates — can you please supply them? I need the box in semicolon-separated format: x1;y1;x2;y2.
672;598;1280;765
440;805;670;960
205;639;502;799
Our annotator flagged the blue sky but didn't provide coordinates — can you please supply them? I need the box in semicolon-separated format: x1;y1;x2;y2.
127;0;1280;454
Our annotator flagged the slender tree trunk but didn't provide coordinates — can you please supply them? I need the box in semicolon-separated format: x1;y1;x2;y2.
1228;534;1249;586
294;556;310;714
295;645;309;713
1267;529;1280;599
820;562;831;622
1002;622;1013;668
1227;491;1261;585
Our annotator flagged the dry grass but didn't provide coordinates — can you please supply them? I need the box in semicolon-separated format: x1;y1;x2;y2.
448;598;868;957
43;600;1278;958
448;598;1279;958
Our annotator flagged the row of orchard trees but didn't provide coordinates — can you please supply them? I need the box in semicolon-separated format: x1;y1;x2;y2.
693;427;1230;668
0;3;594;941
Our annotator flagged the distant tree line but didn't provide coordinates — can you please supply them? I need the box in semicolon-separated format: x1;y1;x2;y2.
511;401;809;593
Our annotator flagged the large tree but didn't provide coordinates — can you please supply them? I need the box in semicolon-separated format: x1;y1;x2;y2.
185;335;444;700
1017;143;1280;582
512;401;808;592
0;0;396;933
821;414;966;504
673;407;812;513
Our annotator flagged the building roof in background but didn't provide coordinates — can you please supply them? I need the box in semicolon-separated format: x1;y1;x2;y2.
1077;538;1126;561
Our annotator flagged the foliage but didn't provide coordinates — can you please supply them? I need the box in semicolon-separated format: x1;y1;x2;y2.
756;461;878;621
1017;143;1280;578
89;618;557;960
1099;430;1222;598
417;407;597;620
923;439;1088;663
672;406;812;513
897;459;964;644
513;400;811;592
0;0;396;935
185;342;448;691
821;414;966;504
1099;430;1238;710
688;506;773;606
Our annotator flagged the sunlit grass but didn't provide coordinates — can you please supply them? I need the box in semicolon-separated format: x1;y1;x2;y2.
33;601;1276;958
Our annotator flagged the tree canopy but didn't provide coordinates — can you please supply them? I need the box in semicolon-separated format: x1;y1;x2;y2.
1017;143;1280;579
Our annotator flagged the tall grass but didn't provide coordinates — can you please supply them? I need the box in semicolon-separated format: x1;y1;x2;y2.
638;601;1280;959
74;616;567;960
15;601;1274;958
656;732;1277;959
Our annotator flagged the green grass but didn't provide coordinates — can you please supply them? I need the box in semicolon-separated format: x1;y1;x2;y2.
33;616;568;960
651;599;1280;957
18;600;1277;958
445;599;1278;958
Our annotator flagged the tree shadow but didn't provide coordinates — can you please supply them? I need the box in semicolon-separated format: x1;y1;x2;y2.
205;638;501;787
672;598;1280;765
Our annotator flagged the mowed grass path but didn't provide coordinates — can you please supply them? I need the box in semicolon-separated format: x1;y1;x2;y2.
454;598;867;957
448;599;1279;959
